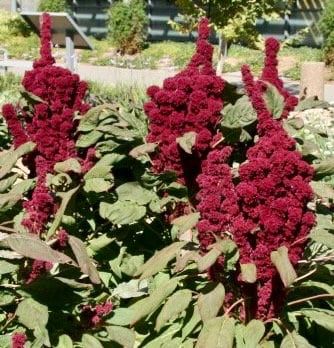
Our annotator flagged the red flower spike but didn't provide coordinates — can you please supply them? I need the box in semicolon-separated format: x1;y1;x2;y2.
145;18;224;187
81;302;113;328
11;332;27;348
3;13;90;234
261;37;298;118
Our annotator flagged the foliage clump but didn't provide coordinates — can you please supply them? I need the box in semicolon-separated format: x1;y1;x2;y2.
38;0;71;13
320;0;334;65
107;0;148;54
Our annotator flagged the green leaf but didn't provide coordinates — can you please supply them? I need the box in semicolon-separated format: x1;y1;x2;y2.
116;182;157;205
310;228;334;249
106;326;135;348
0;260;18;275
0;142;35;179
84;178;113;193
77;130;103;148
113;279;148;299
54;158;81;174
271;246;297;287
3;233;74;264
243;320;266;348
68;236;101;284
155;289;192;331
84;164;113;180
280;331;315;348
300;309;334;332
196;316;235;348
88;234;115;253
55;335;73;348
100;201;146;225
16;298;48;330
82;334;103;348
20;88;46;104
198;283;225;322
0;174;19;193
264;84;284;119
181;305;201;340
106;308;135;326
47;186;80;239
311;181;334;200
313;158;334;178
171;212;200;234
197;239;238;272
0;290;15;306
129;143;157;158
296;97;330;111
78;104;113;132
135;242;186;279
128;278;179;325
120;254;144;277
176;131;197;154
240;263;257;283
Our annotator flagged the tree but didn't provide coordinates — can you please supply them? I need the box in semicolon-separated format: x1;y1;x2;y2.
174;0;294;74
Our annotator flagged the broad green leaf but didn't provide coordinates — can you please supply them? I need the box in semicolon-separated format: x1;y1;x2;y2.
171;212;200;234
113;279;148;299
310;228;334;249
311;181;334;199
243;320;266;348
264;84;284;119
78;104;113;132
20;88;46;104
106;326;135;348
0;173;19;193
197;239;238;272
144;323;183;348
129;143;157;158
84;178;113;193
298;281;334;295
88;235;115;253
84;164;113;180
280;331;315;348
116;182;157;205
9;178;35;195
77;130;103;148
0;335;10;348
271;246;297;287
196;316;235;348
100;201;146;225
129;278;179;325
300;309;334;332
296;97;330;111
155;289;192;331
54;158;81;174
120;254;144;277
182;305;201;340
55;335;73;348
68;236;101;284
82;334;103;348
198;283;225;322
135;241;186;279
47;186;80;239
176;131;197;154
16;298;48;330
106;308;135;326
0;260;18;275
31;327;50;348
0;142;35;179
4;233;74;264
240;263;257;283
0;290;15;306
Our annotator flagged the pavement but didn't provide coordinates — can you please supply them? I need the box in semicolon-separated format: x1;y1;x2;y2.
1;59;333;102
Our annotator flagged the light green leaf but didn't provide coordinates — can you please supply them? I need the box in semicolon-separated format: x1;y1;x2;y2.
271;246;297;287
106;326;135;348
198;283;225;322
310;228;334;249
0;174;19;193
77;130;103;148
82;334;103;348
84;178;113;193
171;212;200;234
313;158;334;177
54;158;81;174
113;279;148;299
129;143;157;158
55;334;73;348
280;331;315;348
68;236;101;284
264;83;284;119
311;181;334;200
120;254;145;277
196;316;235;348
155;289;192;331
240;263;257;283
100;201;146;225
116;182;157;205
0;260;18;275
78;104;113;132
0;290;15;306
16;298;48;330
243;320;266;348
176;131;197;154
135;242;186;279
84;164;112;180
129;278;179;325
300;309;334;332
182;305;201;340
4;233;74;264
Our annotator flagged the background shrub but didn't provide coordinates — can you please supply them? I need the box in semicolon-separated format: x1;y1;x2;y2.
320;0;334;65
107;0;148;54
38;0;71;12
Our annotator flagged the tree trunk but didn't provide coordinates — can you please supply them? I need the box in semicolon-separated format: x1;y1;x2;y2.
216;33;228;76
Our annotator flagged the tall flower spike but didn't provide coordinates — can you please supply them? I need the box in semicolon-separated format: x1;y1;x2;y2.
260;37;298;118
33;13;55;68
145;18;224;189
2;13;90;234
230;65;315;320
